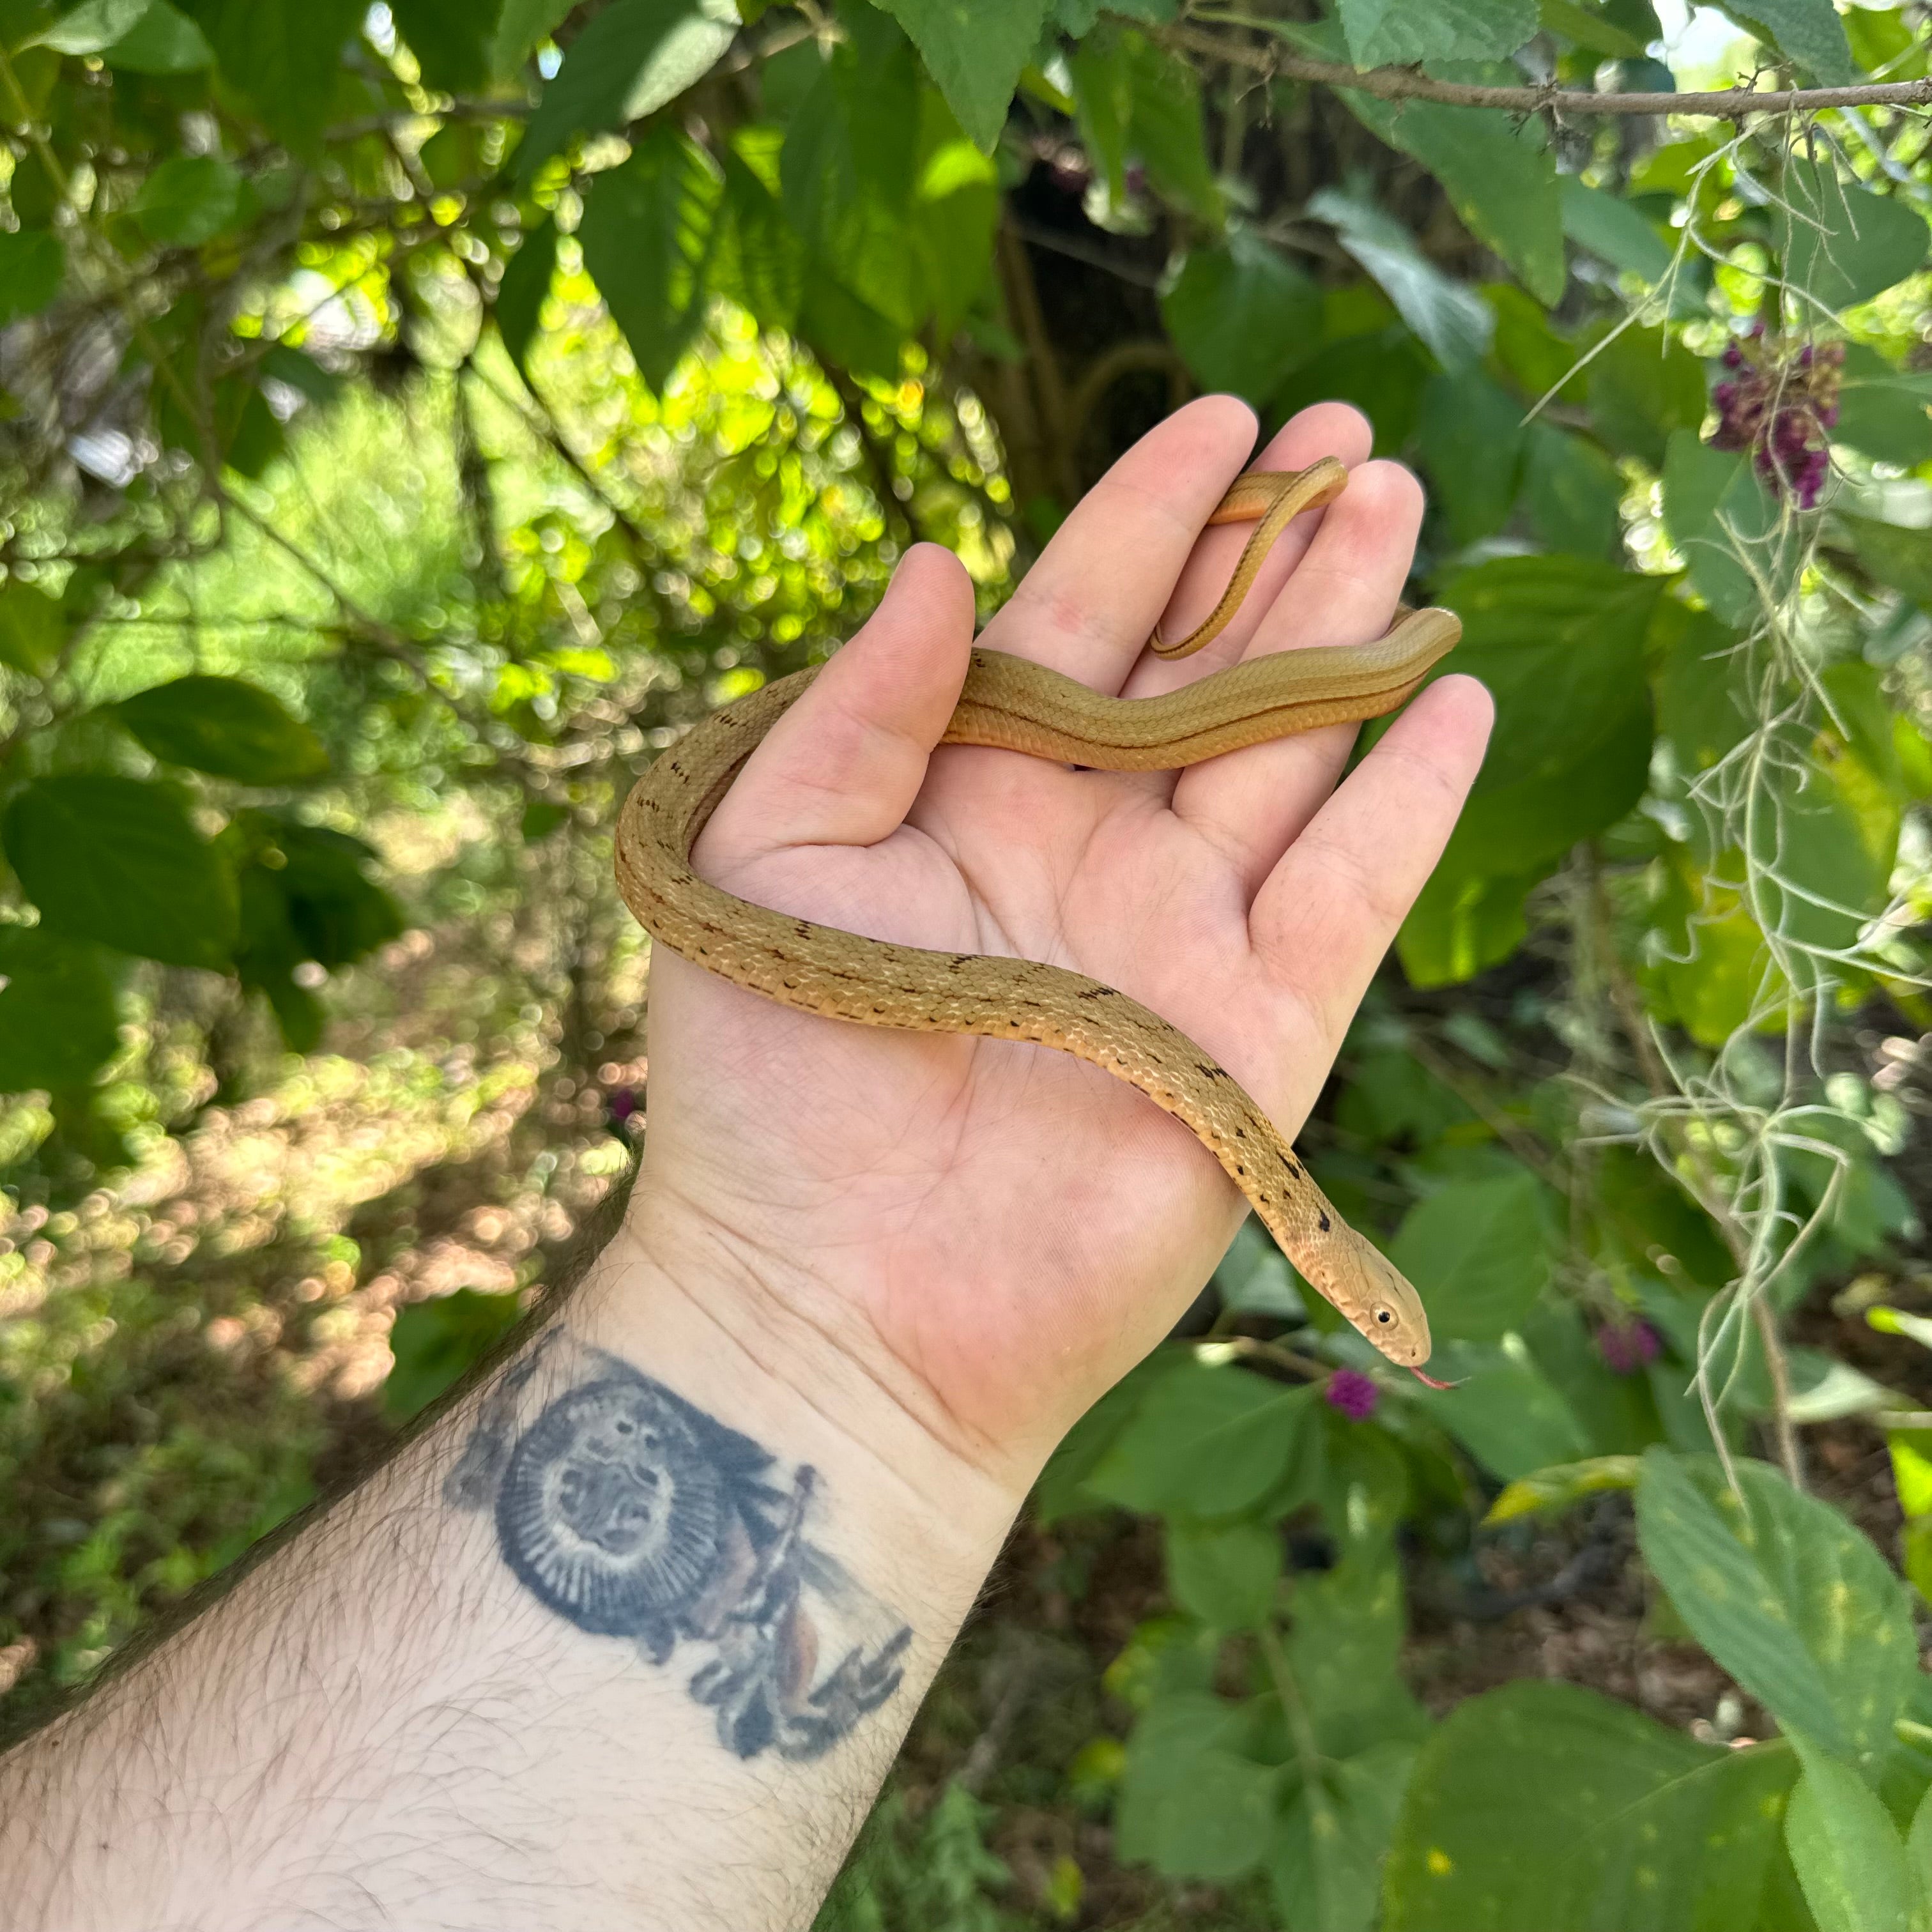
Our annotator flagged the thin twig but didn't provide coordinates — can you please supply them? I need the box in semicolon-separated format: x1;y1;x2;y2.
1159;20;1932;119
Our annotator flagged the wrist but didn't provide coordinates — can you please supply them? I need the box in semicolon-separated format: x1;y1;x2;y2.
574;1175;1025;1611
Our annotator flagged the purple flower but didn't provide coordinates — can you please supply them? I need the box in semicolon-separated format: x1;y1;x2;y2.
1596;1319;1662;1376
606;1085;640;1129
1325;1368;1379;1422
1708;333;1843;506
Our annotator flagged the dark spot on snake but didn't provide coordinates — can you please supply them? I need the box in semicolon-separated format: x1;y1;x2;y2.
1235;1165;1245;1176
795;922;813;938
1234;1128;1246;1139
950;955;972;969
1077;987;1117;1000
1197;1063;1227;1081
1317;1211;1330;1232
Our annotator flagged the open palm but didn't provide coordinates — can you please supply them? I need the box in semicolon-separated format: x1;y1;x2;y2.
632;397;1492;1482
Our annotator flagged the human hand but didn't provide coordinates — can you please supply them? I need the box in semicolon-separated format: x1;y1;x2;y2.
624;397;1492;1495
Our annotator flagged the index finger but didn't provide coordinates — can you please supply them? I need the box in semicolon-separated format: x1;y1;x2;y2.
975;395;1259;694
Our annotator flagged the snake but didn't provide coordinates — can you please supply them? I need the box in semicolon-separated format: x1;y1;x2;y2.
614;459;1462;1377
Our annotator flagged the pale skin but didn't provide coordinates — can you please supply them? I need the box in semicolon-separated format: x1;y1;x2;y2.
0;397;1491;1930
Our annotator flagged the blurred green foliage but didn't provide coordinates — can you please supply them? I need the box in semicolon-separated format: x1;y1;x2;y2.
6;0;1932;1924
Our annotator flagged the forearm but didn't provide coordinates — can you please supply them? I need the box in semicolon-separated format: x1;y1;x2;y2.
0;1192;1021;1932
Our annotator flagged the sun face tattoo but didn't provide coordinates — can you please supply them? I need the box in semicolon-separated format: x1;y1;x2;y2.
445;1332;913;1761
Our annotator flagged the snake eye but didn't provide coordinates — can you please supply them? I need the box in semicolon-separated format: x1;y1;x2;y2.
1374;1307;1395;1326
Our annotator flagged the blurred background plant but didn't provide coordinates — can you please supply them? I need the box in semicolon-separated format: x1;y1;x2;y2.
8;0;1932;1925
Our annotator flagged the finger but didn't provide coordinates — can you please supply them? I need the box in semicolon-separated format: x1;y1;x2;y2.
1247;674;1494;1044
976;394;1257;692
1168;459;1427;897
698;544;976;868
1125;401;1376;694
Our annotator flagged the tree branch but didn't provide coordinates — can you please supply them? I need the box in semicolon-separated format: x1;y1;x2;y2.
1159;20;1932;120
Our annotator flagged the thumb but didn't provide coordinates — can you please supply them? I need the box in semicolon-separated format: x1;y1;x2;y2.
699;543;976;866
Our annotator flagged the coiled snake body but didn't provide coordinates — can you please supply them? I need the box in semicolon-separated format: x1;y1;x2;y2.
615;461;1461;1375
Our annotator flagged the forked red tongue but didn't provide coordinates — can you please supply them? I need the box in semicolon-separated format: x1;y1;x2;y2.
1409;1366;1461;1390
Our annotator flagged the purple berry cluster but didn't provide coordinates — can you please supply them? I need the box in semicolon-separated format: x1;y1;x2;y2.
1710;328;1843;509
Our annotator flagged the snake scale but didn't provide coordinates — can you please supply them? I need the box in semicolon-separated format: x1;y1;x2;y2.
615;459;1462;1376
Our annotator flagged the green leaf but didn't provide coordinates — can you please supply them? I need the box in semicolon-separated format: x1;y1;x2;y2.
0;227;65;325
1085;1359;1317;1517
1910;1779;1932;1904
1847;3;1928;82
1834;344;1932;468
1560;176;1675;283
519;799;569;842
1117;30;1219;224
1722;0;1857;84
0;577;64;673
713;133;807;332
1784;1738;1927;1932
1308;189;1493;373
1271;1742;1416;1932
1285;1536;1430;1757
225;810;402;1047
1483;1453;1643;1526
489;0;572;77
1487;280;1585;406
1384;1680;1797;1930
1345;95;1564;305
1635;1449;1917;1772
184;0;366;156
131;154;243;247
388;0;503;93
868;0;1045;150
0;926;121;1092
1337;0;1537;66
1167;1517;1282;1628
518;0;739;177
259;342;341;409
1660;429;1782;627
1407;553;1659;877
578;125;725;391
1272;325;1430;457
1114;1693;1280;1881
1519;422;1623;560
1415;1346;1592;1480
384;1289;523;1421
1161;230;1320;404
116;674;327;784
3;776;237;970
1390;1167;1552;1342
1586;322;1708;467
243;815;401;969
494;217;557;376
28;0;149;53
781;29;923;332
101;0;211;70
1396;865;1540;987
908;98;997;341
1841;512;1932;612
1215;1218;1305;1321
1776;158;1928;314
1540;0;1659;57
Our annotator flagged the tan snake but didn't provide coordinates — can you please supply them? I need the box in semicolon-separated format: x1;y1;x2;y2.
615;460;1462;1375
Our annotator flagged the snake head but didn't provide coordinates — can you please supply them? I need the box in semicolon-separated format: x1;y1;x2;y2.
1323;1230;1432;1368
